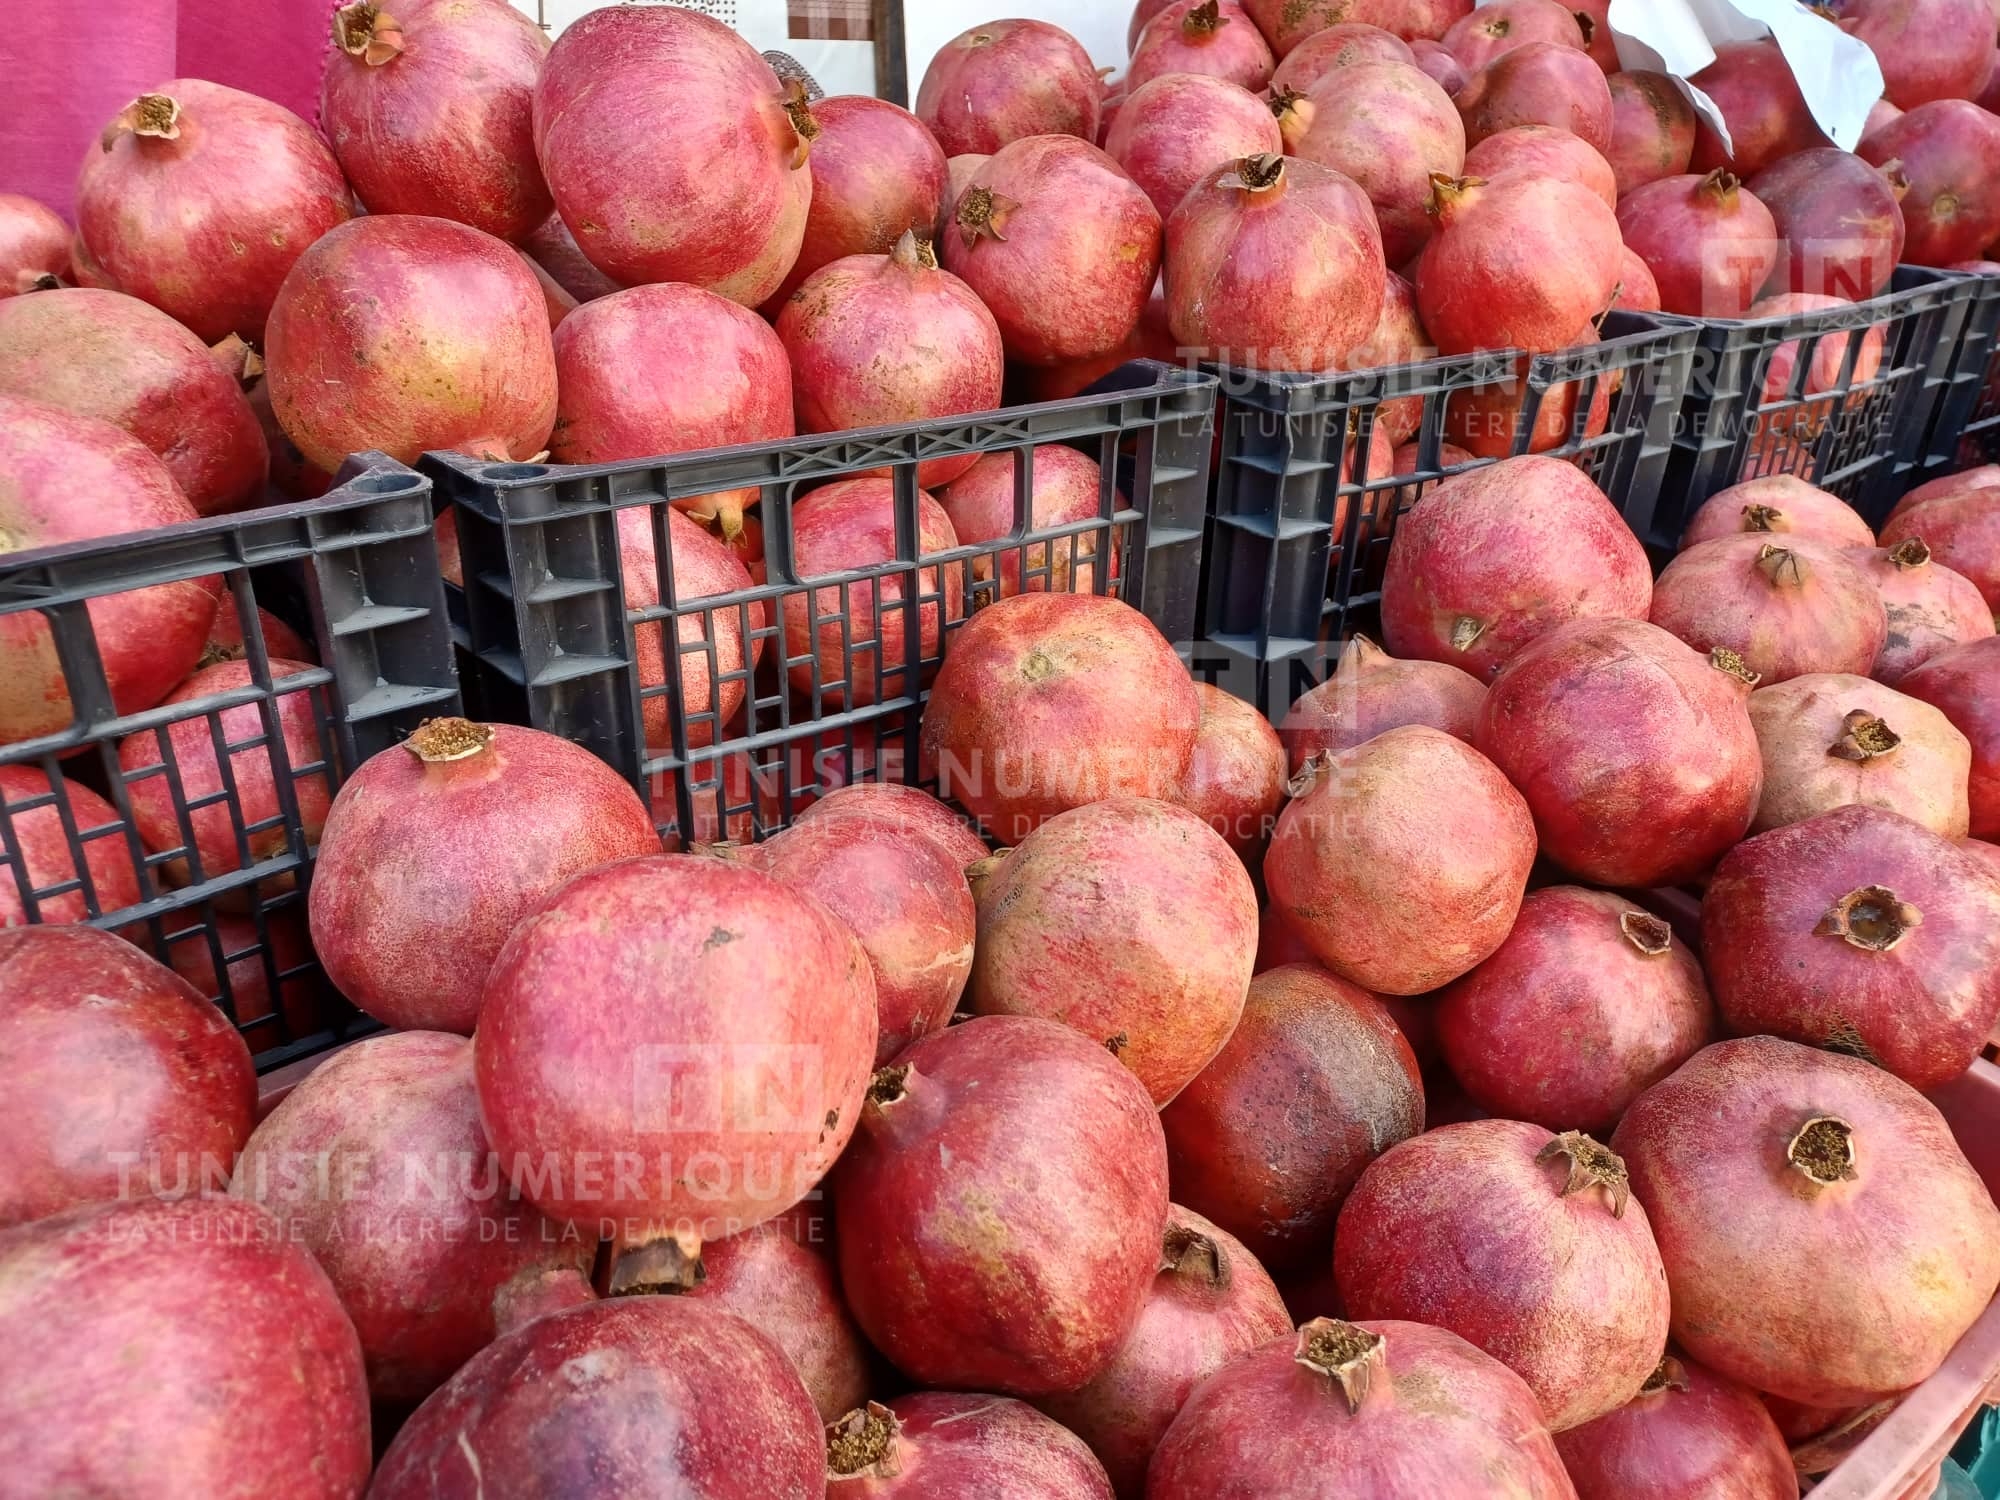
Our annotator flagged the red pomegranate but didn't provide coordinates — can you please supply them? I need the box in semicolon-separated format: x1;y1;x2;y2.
828;1393;1114;1498
1892;463;2000;523
1613;247;1663;312
1964;836;2000;877
0;1196;370;1499
1381;455;1652;679
1127;0;1276;92
476;855;877;1290
1295;61;1466;265
231;1031;592;1402
1617;171;1779;318
1166;153;1387;372
1436;888;1715;1134
1457;43;1616;151
1390;439;1479;509
521;212;621;303
1410;37;1471;91
1011;288;1178;403
0;926;254;1228
1555;1355;1800;1500
1679;474;1878;550
1614;1035;2000;1404
1175;682;1288;858
937;444;1119;596
372;1297;823;1499
1688;42;1832;177
1881;490;2000;615
265;215;557;469
619;507;767;753
945;137;1161;366
832;1015;1170;1394
1441;0;1585;71
1335;1119;1671;1430
1278;634;1484;771
796;781;988;867
1272;24;1416;94
1037;1206;1292;1498
1105;75;1283;220
1857;101;2000;265
916;20;1102;155
74;81;351;342
1652;535;1889;685
1253;905;1319;971
922;592;1201;842
1131;0;1180;48
1160;962;1423;1270
1748;673;1972;837
321;0;551;240
67;230;117;292
1149;1318;1575;1496
1748;292;1888;430
1750;148;1906;300
765;97;951;310
747;812;976;1067
1571;0;1617;70
1704;804;2000;1087
0;193;67;295
1835;0;1995;107
1343;272;1434;445
1464;124;1616;205
0;768;142;925
1606;70;1698;197
1854;539;1996;684
0;398;216;746
778;233;1004;487
1865;96;1908;145
165;909;317;1034
517;251;574;327
1416;172;1622;354
307;719;658;1033
1901;636;2000;837
1266;726;1536;993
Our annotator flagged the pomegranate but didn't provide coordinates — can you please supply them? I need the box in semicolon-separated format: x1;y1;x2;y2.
521;212;621;303
372;1297;823;1499
1835;0;1995;107
1012;288;1179;403
827;1393;1114;1498
0;398;216;746
1615;1035;2000;1404
516;250;576;328
1748;673;1973;837
1680;474;1878;551
0;768;142;925
1892;463;2000;522
1037;1206;1292;1498
1856;539;1997;685
1457;43;1616;151
1278;634;1484;771
937;444;1119;596
832;1015;1170;1394
0;925;254;1228
1865;96;1908;145
266;215;557;470
1131;0;1180;49
1750;148;1906;300
1964;836;2000;876
1442;0;1585;72
1464;124;1616;206
1295;61;1466;265
1166;153;1387;372
1128;0;1276;93
922;592;1201;842
916;19;1103;155
1410;39;1471;94
1253;904;1319;971
1390;440;1479;510
74;82;351;342
1105;74;1283;220
747;812;975;1066
1176;681;1288;858
1266;726;1536;992
1688;41;1832;177
67;231;117;292
165;909;317;1034
1344;272;1434;445
1272;24;1416;94
778;233;1004;488
1613;248;1663;313
1416;173;1623;355
1149;1318;1575;1495
1618;171;1779;319
1749;292;1888;429
321;0;552;240
0;194;67;296
0;1196;370;1499
1901;636;2000;837
1652;535;1889;685
1571;0;1617;71
1336;1120;1670;1430
795;780;989;867
1555;1355;1800;1500
0;289;267;517
1857;101;2000;265
1606;70;1698;197
1160;962;1423;1270
1881;490;2000;615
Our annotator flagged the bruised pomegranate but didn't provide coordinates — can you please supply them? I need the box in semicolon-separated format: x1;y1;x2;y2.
0;768;141;925
1748;674;1972;837
1835;0;1995;107
1688;41;1831;177
1272;24;1415;95
1555;1355;1800;1500
0;194;67;296
938;444;1118;596
1652;535;1889;685
1456;43;1616;151
832;1015;1169;1394
1618;170;1778;318
1128;0;1276;93
1295;61;1466;266
1900;636;2000;837
1606;70;1698;197
1855;538;1996;684
1335;1120;1670;1430
1105;75;1283;220
1176;682;1288;858
827;1393;1114;1498
1278;634;1485;771
1858;101;2000;266
1613;1035;2000;1405
916;19;1103;155
1442;0;1585;72
1680;474;1877;551
1881;489;2000;615
1750;148;1906;300
1464;124;1616;205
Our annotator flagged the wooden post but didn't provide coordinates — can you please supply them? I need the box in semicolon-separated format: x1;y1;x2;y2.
873;0;908;106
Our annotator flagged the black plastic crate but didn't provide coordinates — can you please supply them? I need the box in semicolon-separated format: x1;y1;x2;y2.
1194;312;1696;715
423;360;1216;845
1914;266;2000;479
0;455;461;1072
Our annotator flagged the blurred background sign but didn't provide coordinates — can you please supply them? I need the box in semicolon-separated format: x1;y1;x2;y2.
518;0;890;98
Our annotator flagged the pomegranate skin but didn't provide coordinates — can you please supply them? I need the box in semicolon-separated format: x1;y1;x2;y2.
1410;36;1471;90
1703;804;2000;1089
1381;455;1654;680
1105;75;1283;221
1348;271;1436;445
320;0;553;240
1750;148;1906;300
832;1015;1170;1396
1278;634;1485;771
521;212;621;303
795;780;990;869
0;398;216;746
166;909;317;1035
1606;71;1698;197
619;507;766;753
1881;490;2000;615
1296;61;1466;266
1892;463;2000;521
1613;248;1664;313
1858;101;2000;265
307;719;660;1034
922;593;1201;843
1618;170;1779;318
828;1392;1114;1498
266;215;558;470
1272;24;1416;94
0;289;267;517
1555;1355;1800;1500
75;80;352;342
0;769;142;925
1436;888;1716;1135
1148;1318;1577;1497
1457;43;1616;152
0;1196;371;1500
1652;535;1889;685
373;1297;823;1499
0;194;67;296
943;136;1159;366
915;19;1103;156
1836;0;1995;107
1680;474;1878;551
1442;0;1585;71
1463;124;1616;206
1128;0;1277;93
1748;673;1972;837
1688;41;1832;177
1856;540;1997;685
1900;636;2000;837
1335;1119;1671;1431
1265;725;1537;994
1175;682;1288;859
1964;836;2000;877
1166;152;1387;373
1475;618;1763;886
937;444;1118;597
1614;1035;2000;1405
1036;1206;1292;1499
0;926;255;1229
1160;962;1424;1272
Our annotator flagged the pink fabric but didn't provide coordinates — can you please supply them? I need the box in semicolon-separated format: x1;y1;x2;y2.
1;0;339;221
